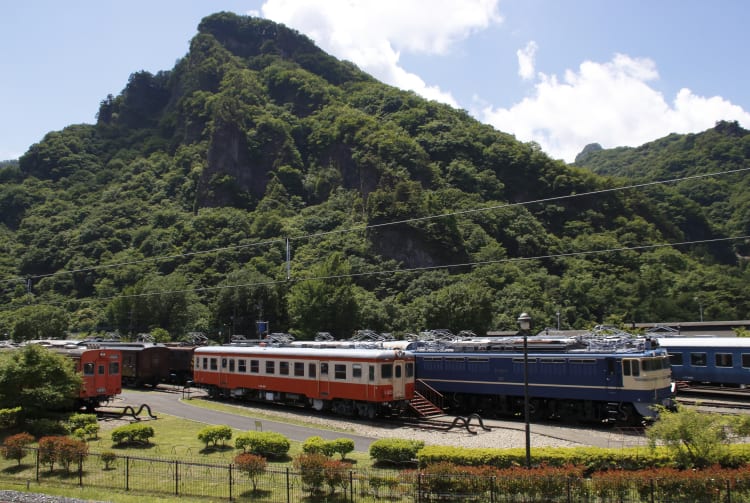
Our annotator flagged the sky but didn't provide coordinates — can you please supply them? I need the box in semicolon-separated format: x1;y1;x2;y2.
2;0;749;163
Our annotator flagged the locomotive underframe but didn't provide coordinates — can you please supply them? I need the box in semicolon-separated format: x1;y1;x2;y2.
445;392;641;425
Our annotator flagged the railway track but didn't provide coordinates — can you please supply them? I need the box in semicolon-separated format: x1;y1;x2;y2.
676;384;750;412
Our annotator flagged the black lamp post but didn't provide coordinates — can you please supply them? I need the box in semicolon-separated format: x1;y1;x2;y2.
517;312;532;468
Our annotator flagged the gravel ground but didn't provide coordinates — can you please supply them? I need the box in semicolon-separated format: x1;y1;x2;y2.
0;491;104;503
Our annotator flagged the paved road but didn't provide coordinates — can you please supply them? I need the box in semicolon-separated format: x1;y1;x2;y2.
116;388;378;452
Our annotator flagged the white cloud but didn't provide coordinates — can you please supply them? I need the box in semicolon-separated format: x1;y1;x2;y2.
481;53;750;162
517;41;537;80
260;0;501;106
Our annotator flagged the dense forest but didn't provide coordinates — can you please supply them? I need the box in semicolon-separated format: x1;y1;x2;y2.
0;12;748;342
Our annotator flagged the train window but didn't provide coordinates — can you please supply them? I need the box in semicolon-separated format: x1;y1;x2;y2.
669;352;683;365
642;358;663;371
321;363;328;376
83;362;95;375
743;354;750;368
210;358;218;370
369;365;375;381
250;360;259;373
294;362;304;377
382;364;393;379
352;364;362;379
222;358;227;369
238;360;247;373
405;362;414;377
334;364;346;380
715;353;733;367
280;361;289;375
309;363;316;378
229;359;235;372
395;365;402;378
109;362;119;375
266;361;275;374
623;359;640;376
98;365;105;375
690;353;707;367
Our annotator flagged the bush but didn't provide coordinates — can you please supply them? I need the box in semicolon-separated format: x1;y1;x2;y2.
198;425;232;448
331;438;355;460
68;413;97;431
323;459;352;495
55;437;88;472
100;450;117;470
38;436;60;471
26;418;68;437
293;453;328;495
111;423;155;445
234;453;267;491
235;431;290;458
369;438;424;465
1;432;34;465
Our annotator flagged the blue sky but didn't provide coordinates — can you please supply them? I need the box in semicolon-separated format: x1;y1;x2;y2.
2;0;749;163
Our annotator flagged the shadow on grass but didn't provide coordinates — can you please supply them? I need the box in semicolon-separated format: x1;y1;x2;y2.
199;444;234;455
2;464;30;474
111;441;156;450
238;488;272;498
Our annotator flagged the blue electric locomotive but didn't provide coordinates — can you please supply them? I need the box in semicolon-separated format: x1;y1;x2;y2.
657;337;750;387
412;336;673;424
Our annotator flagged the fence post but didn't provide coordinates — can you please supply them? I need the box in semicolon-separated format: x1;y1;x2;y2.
727;478;731;503
78;454;83;486
650;478;655;503
417;472;422;503
491;475;496;503
286;467;290;503
349;470;353;502
35;448;39;482
228;463;233;502
174;460;179;495
566;477;571;503
125;457;129;491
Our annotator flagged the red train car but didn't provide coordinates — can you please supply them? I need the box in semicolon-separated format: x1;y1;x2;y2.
193;345;415;418
56;347;122;409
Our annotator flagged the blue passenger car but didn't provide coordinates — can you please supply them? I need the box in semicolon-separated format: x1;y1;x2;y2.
413;336;673;424
657;337;750;386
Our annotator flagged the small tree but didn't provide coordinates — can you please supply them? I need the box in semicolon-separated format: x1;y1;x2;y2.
56;437;88;472
100;450;117;470
323;459;352;495
293;453;327;495
38;436;59;472
646;404;733;468
234;452;267;492
330;438;355;460
1;432;34;466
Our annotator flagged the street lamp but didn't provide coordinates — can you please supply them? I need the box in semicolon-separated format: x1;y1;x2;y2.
517;312;532;468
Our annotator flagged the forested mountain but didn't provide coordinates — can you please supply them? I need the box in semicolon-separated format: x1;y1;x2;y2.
1;12;748;342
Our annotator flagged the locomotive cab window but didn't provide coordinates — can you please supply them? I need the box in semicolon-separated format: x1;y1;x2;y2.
382;364;393;379
623;359;640;376
715;353;733;368
690;352;707;367
83;363;95;376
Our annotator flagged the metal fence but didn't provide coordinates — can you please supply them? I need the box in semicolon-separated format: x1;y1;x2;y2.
2;448;749;502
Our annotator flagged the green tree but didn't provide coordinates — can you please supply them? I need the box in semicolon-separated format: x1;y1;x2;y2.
10;304;69;342
646;404;734;468
0;345;82;417
287;253;359;339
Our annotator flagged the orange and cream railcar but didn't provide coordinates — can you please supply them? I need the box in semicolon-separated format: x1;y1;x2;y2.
193;346;415;418
54;347;122;410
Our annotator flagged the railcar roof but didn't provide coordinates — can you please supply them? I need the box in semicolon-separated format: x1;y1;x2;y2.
656;336;750;348
194;345;413;359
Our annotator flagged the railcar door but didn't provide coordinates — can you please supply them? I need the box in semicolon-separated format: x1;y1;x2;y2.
319;361;331;398
93;353;108;394
391;360;405;399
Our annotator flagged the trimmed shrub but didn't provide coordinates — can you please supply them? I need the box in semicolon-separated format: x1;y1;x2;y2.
330;438;355;460
55;437;88;472
38;436;60;472
323;459;352;495
293;453;328;495
0;407;22;430
198;425;233;448
369;438;424;465
1;432;34;465
100;450;117;470
111;423;155;445
235;431;290;458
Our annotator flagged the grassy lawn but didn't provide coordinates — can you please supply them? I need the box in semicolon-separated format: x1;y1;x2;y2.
0;399;383;502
